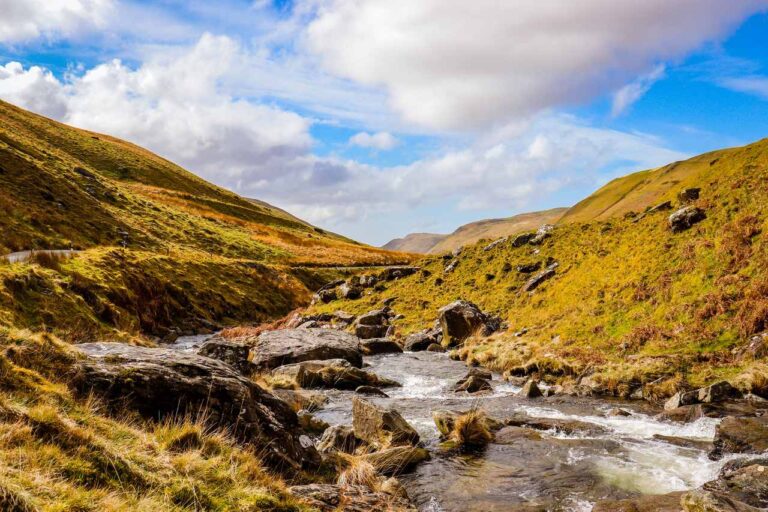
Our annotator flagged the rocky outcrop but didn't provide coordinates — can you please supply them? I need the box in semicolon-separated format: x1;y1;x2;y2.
516;262;541;274
404;328;442;351
699;457;768;509
664;381;742;410
289;484;416;512
529;224;554;245
316;425;364;454
710;416;768;460
352;397;420;449
297;410;329;434
360;338;403;355
511;232;535;247
249;328;362;370
669;206;706;233
272;359;399;390
483;237;508;252
521;262;558;292
593;492;685;512
197;339;252;374
438;300;500;347
72;343;320;471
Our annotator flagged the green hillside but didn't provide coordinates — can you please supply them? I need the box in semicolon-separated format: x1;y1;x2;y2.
314;137;768;397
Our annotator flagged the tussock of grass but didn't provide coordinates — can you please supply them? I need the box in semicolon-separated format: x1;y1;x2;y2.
337;456;380;490
449;409;493;450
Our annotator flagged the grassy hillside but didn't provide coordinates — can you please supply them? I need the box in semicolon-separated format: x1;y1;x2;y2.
315;137;768;397
382;208;567;254
0;100;412;340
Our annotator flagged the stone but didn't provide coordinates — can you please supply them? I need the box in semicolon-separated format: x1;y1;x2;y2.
274;360;398;390
650;200;674;213
379;266;419;281
72;343;320;471
354;324;390;340
669;206;707;233
593;492;686;512
338;282;363;299
426;343;445;352
511;232;536;247
681;489;760;512
521;263;558;292
438;300;491;347
653;435;713;451
699;381;742;403
444;259;459;273
360;338;403;355
503;414;609;437
607;408;632;417
706;458;768;508
664;389;700;410
519;379;543;398
297;410;329;434
289;484;417;512
249;328;362;370
358;275;378;288
711;416;768;460
483;237;508;252
516;262;542;273
316;289;337;303
361;446;430;476
454;375;492;394
529;224;555;245
352;397;420;449
316;425;363;454
678;187;701;204
465;367;493;380
404;330;440;351
357;309;390;326
355;385;389;397
197;339;252;374
271;389;328;413
380;477;409;500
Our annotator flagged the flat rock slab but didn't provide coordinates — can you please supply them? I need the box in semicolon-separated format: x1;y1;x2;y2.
72;342;320;472
249;328;362;370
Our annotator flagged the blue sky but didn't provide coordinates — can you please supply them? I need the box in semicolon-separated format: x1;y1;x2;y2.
1;1;767;245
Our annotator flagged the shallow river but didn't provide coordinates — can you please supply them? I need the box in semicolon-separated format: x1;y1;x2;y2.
176;336;733;511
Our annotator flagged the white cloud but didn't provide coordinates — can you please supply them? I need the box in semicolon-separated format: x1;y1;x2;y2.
0;0;113;43
306;0;765;130
349;131;398;150
719;75;768;99
0;62;67;117
612;65;666;117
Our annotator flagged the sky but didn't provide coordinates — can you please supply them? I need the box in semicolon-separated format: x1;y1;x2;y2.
1;1;767;245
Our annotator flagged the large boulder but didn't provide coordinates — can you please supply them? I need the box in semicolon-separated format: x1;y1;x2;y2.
71;343;320;471
438;300;496;347
360;338;402;355
699;381;742;403
316;425;364;454
356;309;390;326
289;484;416;512
669;206;706;233
519;379;543;398
354;324;390;339
699;458;768;509
197;339;252;374
404;329;441;351
249;328;362;370
352;397;420;449
511;232;535;247
710;416;768;460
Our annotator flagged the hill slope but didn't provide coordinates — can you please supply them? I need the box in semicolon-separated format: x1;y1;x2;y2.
382;208;568;254
0;100;411;339
315;137;768;397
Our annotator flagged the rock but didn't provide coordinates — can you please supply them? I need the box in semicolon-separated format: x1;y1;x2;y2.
438;300;493;347
529;224;555;245
379;266;419;281
426;343;445;352
444;259;459;273
649;200;674;213
711;416;768;460
361;446;430;476
465;367;493;380
511;232;535;247
352;397;420;449
681;489;760;512
521;263;558;292
699;381;742;403
678;188;701;204
706;458;768;508
593;492;686;512
317;279;344;293
289;484;417;512
483;237;508;252
355;385;389;397
249;328;362;370
664;389;700;410
358;275;378;288
504;413;608;437
669;206;707;233
658;402;763;423
316;425;363;454
404;329;441;351
338;282;363;299
316;288;337;303
297;410;329;434
454;375;492;393
432;409;502;438
380;477;409;500
72;343;320;471
653;435;713;451
519;379;543;398
354;324;390;339
607;408;632;417
516;262;541;273
357;309;390;326
274;360;398;390
360;338;402;355
271;389;328;413
737;332;768;361
197;339;252;374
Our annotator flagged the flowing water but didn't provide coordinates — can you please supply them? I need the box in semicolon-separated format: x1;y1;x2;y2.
174;335;734;511
313;351;731;512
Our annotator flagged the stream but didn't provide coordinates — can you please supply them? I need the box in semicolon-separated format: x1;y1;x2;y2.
176;336;733;511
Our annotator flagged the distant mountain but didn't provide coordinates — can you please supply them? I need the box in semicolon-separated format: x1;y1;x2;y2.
383;208;568;254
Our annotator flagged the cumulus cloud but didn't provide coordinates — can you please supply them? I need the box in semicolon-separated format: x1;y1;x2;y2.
612;65;666;117
0;62;67;117
306;0;765;130
349;131;398;150
0;0;113;43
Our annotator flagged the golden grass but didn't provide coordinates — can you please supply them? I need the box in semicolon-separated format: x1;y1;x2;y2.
449;409;493;450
